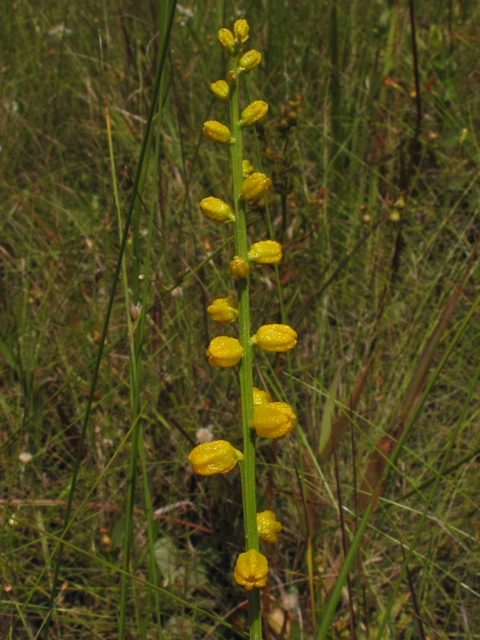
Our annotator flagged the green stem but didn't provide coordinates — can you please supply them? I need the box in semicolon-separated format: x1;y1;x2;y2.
229;59;262;640
102;33;142;637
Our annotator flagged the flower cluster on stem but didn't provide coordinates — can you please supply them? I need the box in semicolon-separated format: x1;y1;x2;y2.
186;19;298;640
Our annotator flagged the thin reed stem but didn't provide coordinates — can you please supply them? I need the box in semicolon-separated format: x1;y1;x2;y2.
119;5;171;634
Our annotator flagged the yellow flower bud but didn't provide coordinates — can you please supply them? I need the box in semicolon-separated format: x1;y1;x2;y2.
101;533;111;546
251;402;296;438
238;50;262;73
248;240;282;265
230;255;250;278
234;549;269;590
253;386;272;406
251;324;297;352
240;100;268;127
207;297;238;323
257;510;282;543
203;120;232;145
240;172;272;202
200;196;235;223
210;79;230;103
239;386;271;416
242;159;254;177
234;19;249;43
188;440;243;476
226;70;237;85
206;336;244;367
218;28;235;53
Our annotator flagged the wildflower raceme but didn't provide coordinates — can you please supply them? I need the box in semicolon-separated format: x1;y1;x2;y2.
187;18;299;639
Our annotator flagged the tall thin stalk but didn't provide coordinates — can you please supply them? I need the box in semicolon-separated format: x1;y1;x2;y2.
118;2;172;635
228;52;261;638
329;0;343;183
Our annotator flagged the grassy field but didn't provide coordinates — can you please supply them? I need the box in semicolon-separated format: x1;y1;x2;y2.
1;0;480;638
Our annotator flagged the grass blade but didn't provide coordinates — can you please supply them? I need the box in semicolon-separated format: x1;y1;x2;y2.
319;354;374;464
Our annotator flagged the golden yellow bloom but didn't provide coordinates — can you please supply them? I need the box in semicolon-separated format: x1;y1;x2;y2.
240;172;272;202
203;120;232;145
207;297;238;323
238;50;262;72
218;28;235;53
257;510;282;543
251;402;296;438
253;387;272;406
230;255;250;278
242;159;254;177
234;549;269;590
206;336;244;367
240;100;268;127
188;440;243;476
250;324;297;352
248;240;282;264
210;80;230;103
200;196;235;223
234;19;249;44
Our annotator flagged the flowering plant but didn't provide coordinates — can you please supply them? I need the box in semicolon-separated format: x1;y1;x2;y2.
187;19;298;639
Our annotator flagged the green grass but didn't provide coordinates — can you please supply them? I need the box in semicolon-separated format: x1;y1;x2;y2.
1;0;480;638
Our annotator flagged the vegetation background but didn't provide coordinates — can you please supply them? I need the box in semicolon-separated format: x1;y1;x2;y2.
1;0;480;638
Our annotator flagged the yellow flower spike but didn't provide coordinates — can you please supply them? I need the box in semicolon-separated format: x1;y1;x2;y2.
188;440;243;476
240;100;268;127
253;387;272;406
218;28;235;53
200;196;235;223
203;120;233;145
206;336;244;367
210;80;230;103
240;172;272;202
238;49;262;73
257;510;282;543
233;18;249;44
234;549;269;590
251;402;296;439
248;240;282;265
230;255;250;279
250;324;297;352
207;297;238;323
242;159;254;177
